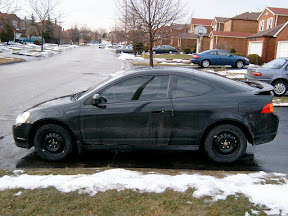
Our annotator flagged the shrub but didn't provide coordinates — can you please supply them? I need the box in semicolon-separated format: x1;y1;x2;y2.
144;46;149;52
192;43;197;53
230;48;236;53
34;39;41;45
183;48;192;54
247;54;263;65
234;53;246;57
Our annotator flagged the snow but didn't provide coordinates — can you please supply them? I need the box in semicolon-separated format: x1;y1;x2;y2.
274;103;288;107
117;53;144;61
0;169;288;215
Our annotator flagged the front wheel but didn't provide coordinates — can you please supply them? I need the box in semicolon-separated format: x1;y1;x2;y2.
204;124;247;163
34;124;74;161
235;60;244;69
273;80;287;96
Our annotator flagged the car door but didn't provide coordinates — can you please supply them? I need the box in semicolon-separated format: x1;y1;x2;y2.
169;75;214;145
207;51;219;65
79;75;173;145
217;50;233;65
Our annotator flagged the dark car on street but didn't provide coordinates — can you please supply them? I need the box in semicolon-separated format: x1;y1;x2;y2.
13;68;278;163
191;49;250;68
116;45;134;54
245;58;288;96
153;45;177;54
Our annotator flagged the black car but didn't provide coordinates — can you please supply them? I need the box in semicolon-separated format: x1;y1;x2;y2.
153;45;177;54
13;68;279;163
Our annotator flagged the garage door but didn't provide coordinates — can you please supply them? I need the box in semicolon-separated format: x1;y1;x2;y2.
248;41;263;56
276;41;288;58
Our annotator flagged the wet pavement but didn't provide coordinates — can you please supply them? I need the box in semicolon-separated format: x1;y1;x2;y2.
0;48;288;172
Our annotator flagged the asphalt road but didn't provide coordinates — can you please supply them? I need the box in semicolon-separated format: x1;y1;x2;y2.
0;47;287;173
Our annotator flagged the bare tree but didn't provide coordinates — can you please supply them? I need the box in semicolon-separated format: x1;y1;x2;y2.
80;25;91;44
26;25;39;42
29;0;58;51
119;0;183;67
0;0;19;13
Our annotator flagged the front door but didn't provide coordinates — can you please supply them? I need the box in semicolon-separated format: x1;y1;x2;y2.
79;75;173;145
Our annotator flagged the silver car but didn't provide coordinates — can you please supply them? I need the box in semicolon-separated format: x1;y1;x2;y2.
245;58;288;96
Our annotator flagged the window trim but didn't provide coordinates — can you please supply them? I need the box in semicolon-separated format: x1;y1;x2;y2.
259;20;265;31
267;17;273;29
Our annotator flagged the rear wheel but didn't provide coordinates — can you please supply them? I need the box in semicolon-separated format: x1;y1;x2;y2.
204;124;247;163
273;80;287;96
34;124;74;161
201;59;210;68
235;60;244;69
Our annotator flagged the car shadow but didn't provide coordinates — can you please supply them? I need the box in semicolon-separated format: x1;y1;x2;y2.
16;149;262;171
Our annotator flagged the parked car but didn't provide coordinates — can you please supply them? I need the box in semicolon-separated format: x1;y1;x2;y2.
116;45;133;54
13;68;279;163
99;44;106;49
153;45;177;54
191;49;250;68
245;58;288;96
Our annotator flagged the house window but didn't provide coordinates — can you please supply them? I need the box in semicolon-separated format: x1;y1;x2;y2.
267;17;273;29
12;20;17;28
259;20;264;31
213;24;217;31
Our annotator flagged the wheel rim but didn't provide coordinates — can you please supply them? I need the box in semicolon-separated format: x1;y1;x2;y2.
274;83;286;95
237;61;243;68
42;132;64;153
213;132;239;155
169;51;172;54
203;60;209;67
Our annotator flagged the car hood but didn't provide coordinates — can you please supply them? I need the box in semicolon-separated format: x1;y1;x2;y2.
27;94;74;111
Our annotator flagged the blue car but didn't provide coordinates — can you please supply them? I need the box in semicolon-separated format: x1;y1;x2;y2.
191;49;250;68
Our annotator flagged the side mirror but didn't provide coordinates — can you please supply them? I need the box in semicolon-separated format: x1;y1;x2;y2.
91;93;101;105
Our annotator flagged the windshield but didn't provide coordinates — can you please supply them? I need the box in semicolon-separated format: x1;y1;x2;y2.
263;59;287;69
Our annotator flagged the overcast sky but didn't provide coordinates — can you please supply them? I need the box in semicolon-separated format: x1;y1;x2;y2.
19;0;288;31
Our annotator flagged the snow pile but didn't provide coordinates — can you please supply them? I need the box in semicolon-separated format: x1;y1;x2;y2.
0;169;288;215
118;53;144;61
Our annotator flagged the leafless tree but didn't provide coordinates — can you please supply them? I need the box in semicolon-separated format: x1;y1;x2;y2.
29;0;58;51
26;25;39;42
119;0;183;67
0;0;19;13
80;25;91;44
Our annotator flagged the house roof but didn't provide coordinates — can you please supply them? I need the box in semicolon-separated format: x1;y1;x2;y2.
247;21;288;38
191;18;213;26
170;24;189;30
267;7;288;16
231;12;261;21
214;17;230;23
210;31;253;38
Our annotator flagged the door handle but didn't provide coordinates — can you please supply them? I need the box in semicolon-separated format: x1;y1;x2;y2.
151;110;165;114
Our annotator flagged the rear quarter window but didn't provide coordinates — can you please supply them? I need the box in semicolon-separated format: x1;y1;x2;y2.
172;75;213;98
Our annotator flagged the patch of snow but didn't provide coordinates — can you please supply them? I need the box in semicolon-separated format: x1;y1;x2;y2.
251;209;260;215
13;191;22;196
273;103;288;107
118;53;143;61
13;170;24;175
0;169;288;215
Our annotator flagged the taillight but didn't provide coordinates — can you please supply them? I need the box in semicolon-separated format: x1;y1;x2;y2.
261;103;274;113
253;72;262;76
192;55;199;58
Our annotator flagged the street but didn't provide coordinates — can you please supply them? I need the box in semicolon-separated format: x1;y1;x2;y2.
0;46;288;173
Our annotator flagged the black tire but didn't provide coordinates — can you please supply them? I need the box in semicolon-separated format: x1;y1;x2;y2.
235;60;244;69
272;80;287;96
201;59;210;68
34;124;74;161
204;124;247;163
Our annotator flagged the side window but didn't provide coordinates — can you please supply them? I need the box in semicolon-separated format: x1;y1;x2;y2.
172;76;213;98
218;51;230;56
209;51;217;55
100;75;169;103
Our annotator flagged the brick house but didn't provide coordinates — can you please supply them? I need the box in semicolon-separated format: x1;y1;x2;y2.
0;13;26;39
209;12;260;54
247;7;288;62
212;17;229;31
189;18;213;33
247;21;288;62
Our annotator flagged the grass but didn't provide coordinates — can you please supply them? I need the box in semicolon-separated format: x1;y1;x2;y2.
0;168;285;215
144;54;191;60
273;96;288;104
0;188;269;216
0;57;25;64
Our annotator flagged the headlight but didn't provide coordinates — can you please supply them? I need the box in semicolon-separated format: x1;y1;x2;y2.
244;58;249;62
15;112;30;125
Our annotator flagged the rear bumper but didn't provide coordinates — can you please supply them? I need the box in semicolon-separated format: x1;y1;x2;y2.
244;76;273;85
12;123;33;149
191;59;201;64
251;112;279;145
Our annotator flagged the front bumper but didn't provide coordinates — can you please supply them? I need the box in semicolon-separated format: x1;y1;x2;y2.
12;123;33;149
